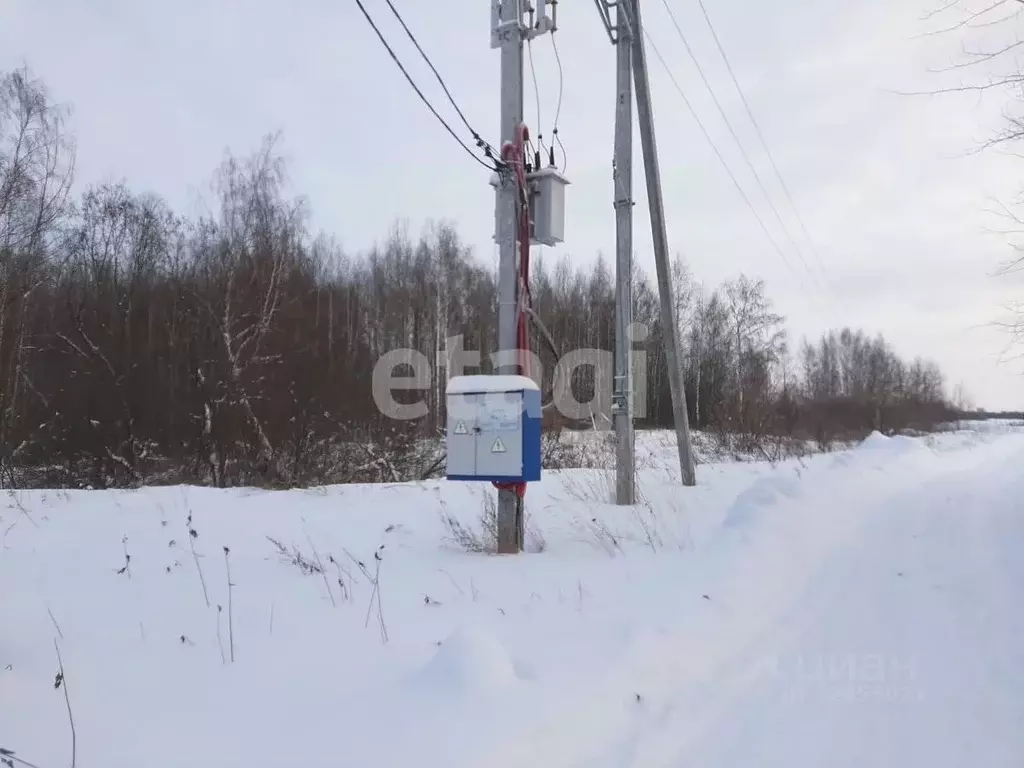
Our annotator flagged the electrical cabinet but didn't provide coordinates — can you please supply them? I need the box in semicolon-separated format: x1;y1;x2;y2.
445;375;542;483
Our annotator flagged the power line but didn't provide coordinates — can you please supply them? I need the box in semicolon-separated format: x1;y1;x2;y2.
380;0;500;162
641;29;823;310
658;0;825;296
354;0;498;171
693;0;839;299
615;1;821;311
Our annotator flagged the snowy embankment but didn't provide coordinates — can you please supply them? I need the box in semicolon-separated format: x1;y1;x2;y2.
3;423;1024;767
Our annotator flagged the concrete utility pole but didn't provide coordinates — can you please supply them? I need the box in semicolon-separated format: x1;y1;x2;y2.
612;0;636;505
629;0;697;486
495;0;525;553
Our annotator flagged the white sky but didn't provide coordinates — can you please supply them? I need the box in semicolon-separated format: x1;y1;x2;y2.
3;0;1023;409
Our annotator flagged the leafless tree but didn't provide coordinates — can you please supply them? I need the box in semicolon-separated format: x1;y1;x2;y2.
920;1;1024;350
0;67;75;483
0;66;961;488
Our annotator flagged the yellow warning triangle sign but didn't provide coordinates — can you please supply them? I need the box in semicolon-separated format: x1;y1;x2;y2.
491;436;506;453
454;420;468;435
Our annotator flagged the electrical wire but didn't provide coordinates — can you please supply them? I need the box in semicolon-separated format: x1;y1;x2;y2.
659;0;825;296
356;0;499;170
551;31;567;171
693;0;839;300
527;38;548;158
379;0;501;163
615;0;827;318
641;29;820;307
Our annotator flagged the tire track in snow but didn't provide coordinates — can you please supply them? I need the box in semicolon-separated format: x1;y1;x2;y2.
646;438;1024;767
474;432;1024;768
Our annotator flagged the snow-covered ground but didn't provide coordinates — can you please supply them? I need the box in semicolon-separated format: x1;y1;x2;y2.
3;423;1024;767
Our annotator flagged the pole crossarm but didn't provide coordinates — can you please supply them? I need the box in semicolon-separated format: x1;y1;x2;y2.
593;0;620;43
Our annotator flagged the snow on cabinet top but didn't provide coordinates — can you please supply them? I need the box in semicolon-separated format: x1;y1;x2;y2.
446;374;539;394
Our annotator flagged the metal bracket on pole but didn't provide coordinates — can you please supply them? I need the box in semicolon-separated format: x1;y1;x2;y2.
527;0;556;38
593;0;620;44
493;0;556;49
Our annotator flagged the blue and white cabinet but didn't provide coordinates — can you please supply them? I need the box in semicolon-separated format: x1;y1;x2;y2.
445;375;542;483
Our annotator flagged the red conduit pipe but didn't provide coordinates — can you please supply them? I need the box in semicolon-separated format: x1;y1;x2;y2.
495;124;532;500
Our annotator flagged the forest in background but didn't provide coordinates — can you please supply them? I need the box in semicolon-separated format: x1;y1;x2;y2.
0;67;966;489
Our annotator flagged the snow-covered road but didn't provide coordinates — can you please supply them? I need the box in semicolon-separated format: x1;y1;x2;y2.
671;442;1024;768
3;426;1023;767
485;430;1024;768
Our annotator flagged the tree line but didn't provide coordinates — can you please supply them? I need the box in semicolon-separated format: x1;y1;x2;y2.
0;67;956;489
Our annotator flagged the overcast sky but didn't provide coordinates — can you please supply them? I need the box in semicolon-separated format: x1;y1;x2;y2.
3;0;1023;409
